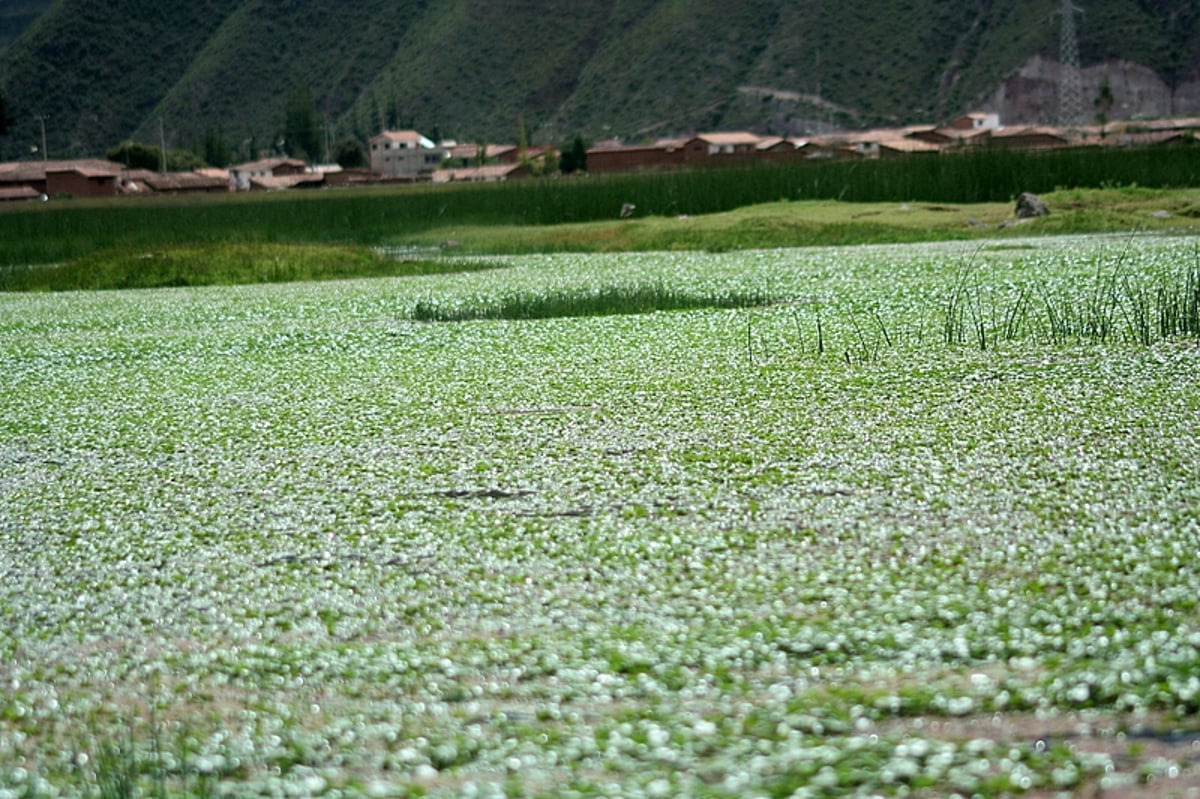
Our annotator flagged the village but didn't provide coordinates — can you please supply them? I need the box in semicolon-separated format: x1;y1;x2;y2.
1;112;1197;202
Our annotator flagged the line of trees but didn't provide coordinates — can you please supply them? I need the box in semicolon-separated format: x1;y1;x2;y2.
105;140;205;172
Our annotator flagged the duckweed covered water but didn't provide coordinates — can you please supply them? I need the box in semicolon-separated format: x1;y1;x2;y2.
1;235;1198;797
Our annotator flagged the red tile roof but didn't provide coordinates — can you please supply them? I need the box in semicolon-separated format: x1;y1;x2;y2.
693;131;763;146
431;164;526;183
0;186;44;201
0;159;124;181
230;157;306;173
371;130;427;143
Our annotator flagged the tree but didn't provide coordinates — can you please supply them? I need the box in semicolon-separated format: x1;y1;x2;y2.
107;140;206;171
559;135;588;174
0;91;9;137
284;85;321;161
533;149;559;176
107;140;162;170
203;127;230;167
332;136;366;168
516;114;528;159
165;149;206;171
1094;76;1115;127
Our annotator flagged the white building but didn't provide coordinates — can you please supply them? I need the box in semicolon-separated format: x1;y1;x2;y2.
368;130;444;178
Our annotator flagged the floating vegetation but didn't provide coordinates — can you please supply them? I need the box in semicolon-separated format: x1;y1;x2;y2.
2;235;1199;797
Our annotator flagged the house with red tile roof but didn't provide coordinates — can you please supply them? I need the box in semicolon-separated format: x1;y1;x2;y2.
987;126;1072;150
679;132;763;166
0;159;124;198
430;163;530;183
228;157;306;190
121;169;230;195
585;141;686;173
0;185;45;202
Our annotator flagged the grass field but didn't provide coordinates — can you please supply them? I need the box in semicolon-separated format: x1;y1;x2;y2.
2;232;1199;797
3;146;1200;270
4;184;1200;294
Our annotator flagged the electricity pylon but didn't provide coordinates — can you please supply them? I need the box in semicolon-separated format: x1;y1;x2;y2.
1058;0;1085;125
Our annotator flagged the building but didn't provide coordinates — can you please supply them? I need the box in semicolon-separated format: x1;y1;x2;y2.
0;186;45;202
430;164;530;183
987;126;1072;150
876;138;943;158
586;132;766;173
443;142;486;168
907;126;992;149
585;141;687;173
228;157;306;191
948;112;1001;131
368;130;445;178
121;169;230;195
0;159;124;198
686;132;763;159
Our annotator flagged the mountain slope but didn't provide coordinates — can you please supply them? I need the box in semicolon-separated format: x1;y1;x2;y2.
1;0;1198;161
0;0;53;52
0;0;245;157
136;0;430;151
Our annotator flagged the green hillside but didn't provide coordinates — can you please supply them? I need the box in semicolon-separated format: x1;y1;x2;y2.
0;0;1197;161
0;0;52;51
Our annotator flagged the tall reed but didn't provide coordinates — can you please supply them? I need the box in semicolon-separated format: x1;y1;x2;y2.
833;257;1200;358
409;282;775;322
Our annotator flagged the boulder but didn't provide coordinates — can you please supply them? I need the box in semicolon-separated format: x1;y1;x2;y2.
1015;192;1050;219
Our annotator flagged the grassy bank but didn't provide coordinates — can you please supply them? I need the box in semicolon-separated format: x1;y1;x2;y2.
2;146;1198;268
4;187;1200;292
405;188;1200;254
0;243;506;292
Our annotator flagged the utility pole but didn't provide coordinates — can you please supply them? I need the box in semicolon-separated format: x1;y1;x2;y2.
159;118;167;173
35;114;47;161
1058;0;1084;126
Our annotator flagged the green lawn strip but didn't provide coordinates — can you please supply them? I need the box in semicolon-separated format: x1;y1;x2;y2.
399;190;1200;255
0;242;509;292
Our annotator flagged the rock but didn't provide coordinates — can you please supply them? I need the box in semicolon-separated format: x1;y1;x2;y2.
1015;192;1050;219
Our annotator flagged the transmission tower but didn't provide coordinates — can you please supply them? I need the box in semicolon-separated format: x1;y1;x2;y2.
1058;0;1085;126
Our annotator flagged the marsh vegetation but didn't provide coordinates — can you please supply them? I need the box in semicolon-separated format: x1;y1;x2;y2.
2;232;1199;797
